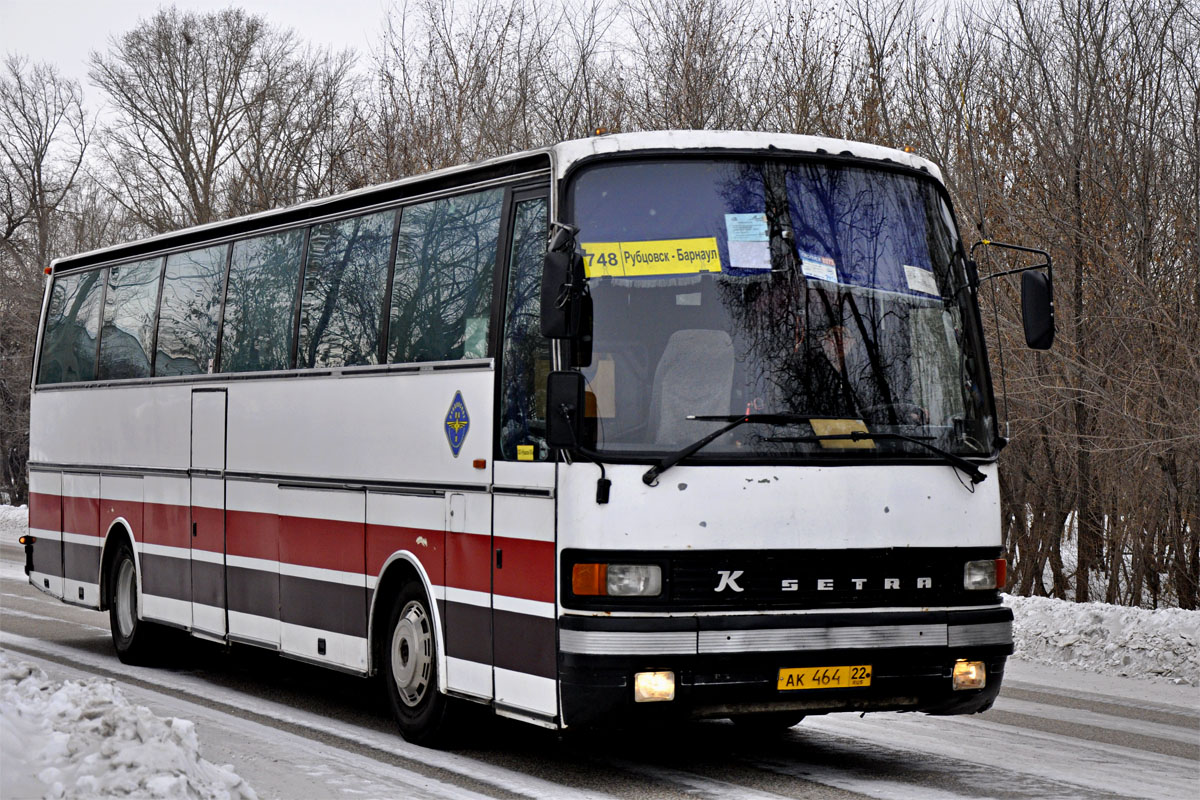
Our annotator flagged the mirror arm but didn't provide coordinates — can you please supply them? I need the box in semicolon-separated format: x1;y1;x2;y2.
970;239;1054;285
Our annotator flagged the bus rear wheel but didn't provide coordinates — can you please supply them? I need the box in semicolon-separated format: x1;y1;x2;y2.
383;582;454;745
107;541;159;665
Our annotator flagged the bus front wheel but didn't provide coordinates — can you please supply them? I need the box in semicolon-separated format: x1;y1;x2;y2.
383;582;454;745
106;541;158;665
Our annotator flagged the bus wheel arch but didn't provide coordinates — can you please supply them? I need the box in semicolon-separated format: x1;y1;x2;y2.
369;553;446;689
98;518;138;613
370;553;457;745
100;522;159;664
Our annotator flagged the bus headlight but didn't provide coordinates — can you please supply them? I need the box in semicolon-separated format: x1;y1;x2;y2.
963;558;1006;590
634;671;675;702
572;563;662;596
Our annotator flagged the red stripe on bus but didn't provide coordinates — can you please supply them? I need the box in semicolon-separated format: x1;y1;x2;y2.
28;492;59;532
367;524;446;585
447;531;491;594
493;536;555;604
62;494;99;537
37;493;557;603
278;513;364;574
225;509;277;561
100;497;142;540
142;501;191;549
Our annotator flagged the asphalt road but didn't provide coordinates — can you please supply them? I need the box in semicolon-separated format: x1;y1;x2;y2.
2;542;1196;800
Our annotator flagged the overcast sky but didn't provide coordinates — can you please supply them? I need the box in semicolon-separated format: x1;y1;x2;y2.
0;0;392;87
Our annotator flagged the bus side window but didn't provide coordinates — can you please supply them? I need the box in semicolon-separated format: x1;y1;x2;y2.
221;229;305;373
156;245;226;376
298;209;395;369
38;268;105;385
499;196;549;461
388;188;503;364
97;257;163;381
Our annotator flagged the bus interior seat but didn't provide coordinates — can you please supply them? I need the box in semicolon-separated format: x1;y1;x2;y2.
648;329;735;446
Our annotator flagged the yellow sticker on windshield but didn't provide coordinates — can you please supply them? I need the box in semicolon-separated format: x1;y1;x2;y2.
810;418;875;449
581;238;722;278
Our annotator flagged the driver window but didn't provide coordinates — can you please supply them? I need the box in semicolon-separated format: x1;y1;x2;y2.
499;196;550;461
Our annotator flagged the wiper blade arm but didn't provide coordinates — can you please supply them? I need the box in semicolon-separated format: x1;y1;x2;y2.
768;430;987;484
642;414;810;486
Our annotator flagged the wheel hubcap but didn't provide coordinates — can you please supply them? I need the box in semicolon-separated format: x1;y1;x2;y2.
391;601;432;707
115;558;136;638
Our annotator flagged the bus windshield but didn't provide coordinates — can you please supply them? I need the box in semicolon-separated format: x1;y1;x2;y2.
569;157;994;460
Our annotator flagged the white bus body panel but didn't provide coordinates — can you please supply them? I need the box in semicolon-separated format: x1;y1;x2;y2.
558;462;999;556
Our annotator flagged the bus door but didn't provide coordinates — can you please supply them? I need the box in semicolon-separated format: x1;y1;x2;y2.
190;388;227;638
491;190;558;722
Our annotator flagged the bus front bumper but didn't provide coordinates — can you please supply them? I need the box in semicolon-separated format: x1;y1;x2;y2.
558;607;1012;728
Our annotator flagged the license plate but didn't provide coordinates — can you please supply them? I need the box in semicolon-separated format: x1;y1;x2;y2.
777;665;871;691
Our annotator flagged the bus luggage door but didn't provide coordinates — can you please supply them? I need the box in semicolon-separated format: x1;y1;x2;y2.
190;388;227;639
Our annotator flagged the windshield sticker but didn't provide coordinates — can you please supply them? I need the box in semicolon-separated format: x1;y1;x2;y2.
581;237;722;278
904;265;940;296
810;418;875;449
725;213;771;271
799;251;838;283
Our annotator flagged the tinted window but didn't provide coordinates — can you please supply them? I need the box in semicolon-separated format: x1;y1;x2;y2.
38;269;105;384
499;197;550;460
156;245;227;376
221;229;305;373
389;188;503;363
298;210;395;368
97;257;162;380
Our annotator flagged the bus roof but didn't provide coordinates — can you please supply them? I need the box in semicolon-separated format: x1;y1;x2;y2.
550;130;943;182
51;130;943;273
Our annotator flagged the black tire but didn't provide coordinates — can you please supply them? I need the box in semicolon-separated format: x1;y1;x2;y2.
107;541;158;665
729;712;805;732
382;581;455;746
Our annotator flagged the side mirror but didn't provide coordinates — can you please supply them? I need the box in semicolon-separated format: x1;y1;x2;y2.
545;370;585;449
540;248;586;339
1021;270;1055;350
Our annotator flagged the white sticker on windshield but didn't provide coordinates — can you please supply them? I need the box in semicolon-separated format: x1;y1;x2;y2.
799;251;838;283
904;265;939;296
725;213;771;270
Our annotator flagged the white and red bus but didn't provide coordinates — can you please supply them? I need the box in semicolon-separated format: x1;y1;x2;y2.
25;131;1053;743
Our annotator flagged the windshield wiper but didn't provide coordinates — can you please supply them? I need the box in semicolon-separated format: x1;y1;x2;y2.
767;430;987;484
642;414;810;486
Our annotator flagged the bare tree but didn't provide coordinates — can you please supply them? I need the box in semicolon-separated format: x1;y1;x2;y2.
0;56;89;503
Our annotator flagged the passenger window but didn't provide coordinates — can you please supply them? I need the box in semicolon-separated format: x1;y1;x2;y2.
298;209;395;368
388;188;503;363
156;245;227;376
499;197;550;460
97;257;163;380
37;269;105;384
221;229;305;373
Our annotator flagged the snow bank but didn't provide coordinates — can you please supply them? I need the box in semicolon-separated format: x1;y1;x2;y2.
0;654;257;800
1005;593;1200;686
0;504;26;544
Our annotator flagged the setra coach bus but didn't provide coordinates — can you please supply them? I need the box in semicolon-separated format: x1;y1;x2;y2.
24;130;1054;743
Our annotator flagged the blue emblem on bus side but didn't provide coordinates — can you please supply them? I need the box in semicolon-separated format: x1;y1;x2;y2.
444;391;470;457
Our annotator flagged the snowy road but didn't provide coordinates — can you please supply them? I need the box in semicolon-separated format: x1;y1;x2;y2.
2;546;1196;800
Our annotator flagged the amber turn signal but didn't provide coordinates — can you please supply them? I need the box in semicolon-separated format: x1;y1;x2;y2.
572;563;608;595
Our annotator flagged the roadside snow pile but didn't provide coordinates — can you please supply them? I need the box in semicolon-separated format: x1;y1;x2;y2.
1005;593;1200;685
0;504;26;544
0;654;256;800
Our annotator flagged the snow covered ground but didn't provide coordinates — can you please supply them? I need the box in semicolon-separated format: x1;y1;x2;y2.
2;503;1198;798
0;654;257;800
